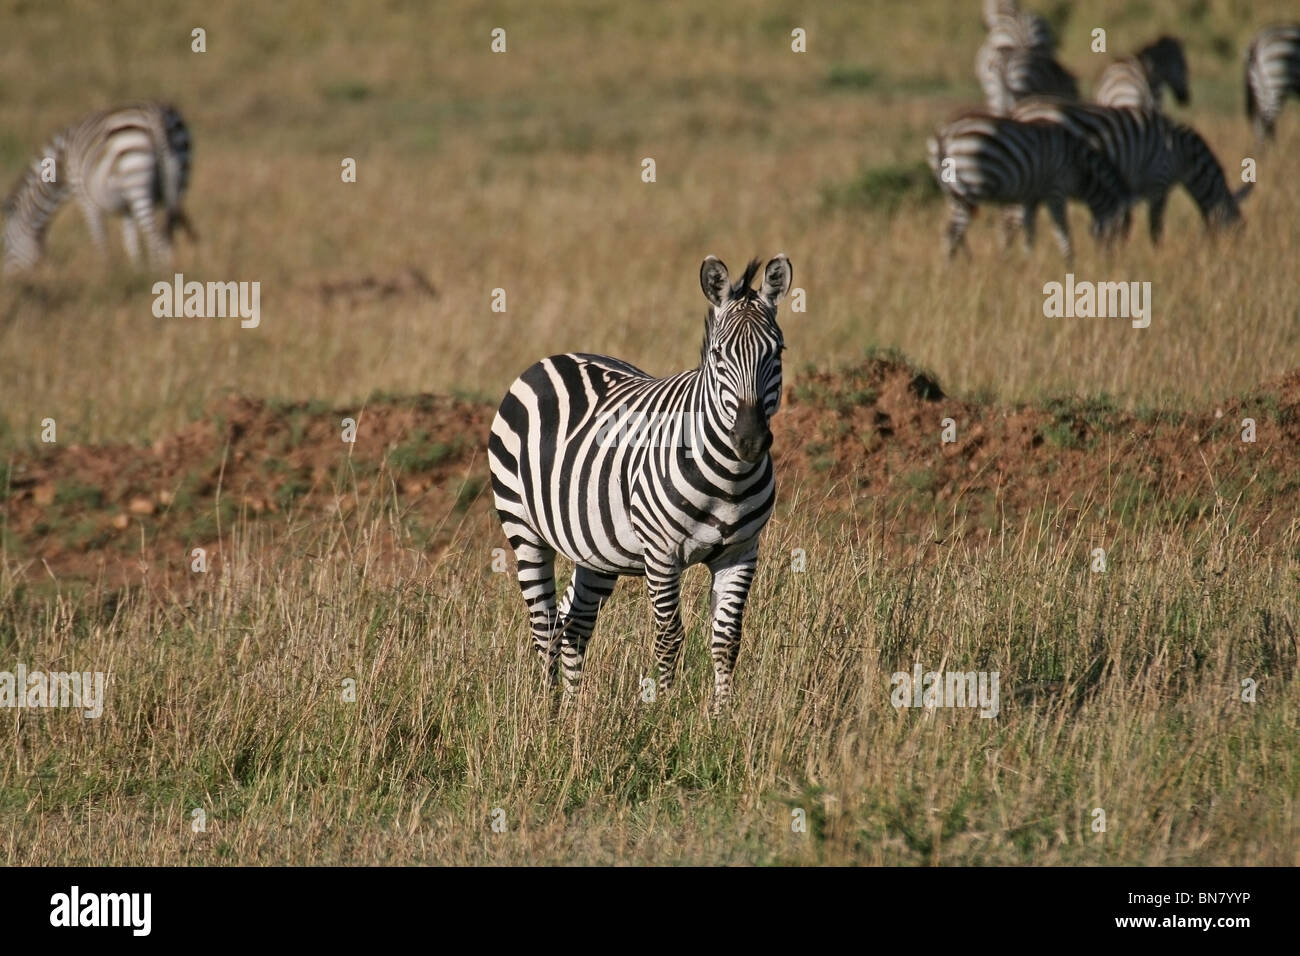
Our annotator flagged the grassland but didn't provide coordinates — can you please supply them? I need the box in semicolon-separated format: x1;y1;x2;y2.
0;0;1297;865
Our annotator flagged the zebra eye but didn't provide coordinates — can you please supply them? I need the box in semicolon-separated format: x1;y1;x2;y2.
711;347;724;366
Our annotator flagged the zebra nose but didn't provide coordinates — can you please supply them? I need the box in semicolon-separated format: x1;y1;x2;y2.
729;403;772;462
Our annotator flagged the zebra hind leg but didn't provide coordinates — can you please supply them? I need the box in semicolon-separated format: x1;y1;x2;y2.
1045;197;1072;266
130;194;172;266
121;217;141;264
556;566;618;696
942;198;973;260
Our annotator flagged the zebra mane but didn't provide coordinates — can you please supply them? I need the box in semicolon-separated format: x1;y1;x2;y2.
730;258;764;299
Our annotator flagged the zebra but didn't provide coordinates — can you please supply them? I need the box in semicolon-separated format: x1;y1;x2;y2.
976;0;1071;114
981;0;1054;50
1095;36;1190;110
927;111;1128;262
488;255;792;712
1245;24;1300;141
1011;98;1251;244
2;102;194;275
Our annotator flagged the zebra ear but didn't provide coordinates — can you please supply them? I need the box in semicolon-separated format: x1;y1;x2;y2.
700;256;730;307
761;254;793;303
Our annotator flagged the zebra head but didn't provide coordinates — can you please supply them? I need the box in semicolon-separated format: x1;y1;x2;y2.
699;254;792;464
1143;36;1189;106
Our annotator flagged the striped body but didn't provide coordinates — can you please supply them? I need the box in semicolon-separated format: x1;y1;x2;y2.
1245;24;1300;140
489;256;792;711
2;103;193;274
927;112;1127;261
1095;37;1189;110
1012;99;1248;242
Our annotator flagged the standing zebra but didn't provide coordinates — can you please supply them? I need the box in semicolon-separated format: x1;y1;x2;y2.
927;112;1128;262
489;255;792;712
1095;36;1189;110
1245;24;1300;141
2;102;193;274
1011;99;1251;244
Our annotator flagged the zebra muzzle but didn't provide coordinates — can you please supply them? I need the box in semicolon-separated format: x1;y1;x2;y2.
729;403;772;462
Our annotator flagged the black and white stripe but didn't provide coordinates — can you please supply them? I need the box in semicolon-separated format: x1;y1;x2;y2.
1245;24;1300;141
2;102;193;274
1012;99;1250;243
976;1;1074;114
1095;36;1189;110
489;255;792;711
927;111;1127;262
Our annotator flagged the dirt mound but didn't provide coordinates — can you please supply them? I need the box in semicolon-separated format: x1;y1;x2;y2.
4;354;1298;586
2;392;494;586
775;352;1296;544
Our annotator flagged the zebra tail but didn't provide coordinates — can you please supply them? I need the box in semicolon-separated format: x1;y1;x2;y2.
158;105;192;223
167;208;198;243
1244;46;1258;125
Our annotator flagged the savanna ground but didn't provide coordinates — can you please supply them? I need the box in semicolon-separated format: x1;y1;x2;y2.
1;0;1297;864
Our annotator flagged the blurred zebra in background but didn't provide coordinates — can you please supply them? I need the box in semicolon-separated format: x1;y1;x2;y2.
1095;36;1189;110
1245;24;1300;141
976;0;1076;114
2;102;194;274
1011;99;1251;244
927;111;1128;262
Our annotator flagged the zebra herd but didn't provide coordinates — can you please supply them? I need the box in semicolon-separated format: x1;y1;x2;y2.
929;1;1298;263
4;7;1300;712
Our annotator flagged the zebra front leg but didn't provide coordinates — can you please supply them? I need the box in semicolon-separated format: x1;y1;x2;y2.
707;549;758;714
1022;201;1039;251
557;566;618;695
644;555;686;694
79;202;107;260
1045;196;1073;266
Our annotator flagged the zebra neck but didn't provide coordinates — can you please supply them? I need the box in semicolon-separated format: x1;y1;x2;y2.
1175;130;1231;215
4;139;70;246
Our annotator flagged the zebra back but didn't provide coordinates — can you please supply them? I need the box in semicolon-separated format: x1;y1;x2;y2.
1001;47;1079;103
1095;58;1157;110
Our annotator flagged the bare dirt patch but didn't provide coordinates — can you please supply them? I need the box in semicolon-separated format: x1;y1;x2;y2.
4;355;1297;587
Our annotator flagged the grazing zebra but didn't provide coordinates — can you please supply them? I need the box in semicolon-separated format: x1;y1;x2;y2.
1245;24;1300;141
1011;99;1251;243
927;112;1128;262
2;102;193;274
489;255;792;712
1095;36;1190;110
